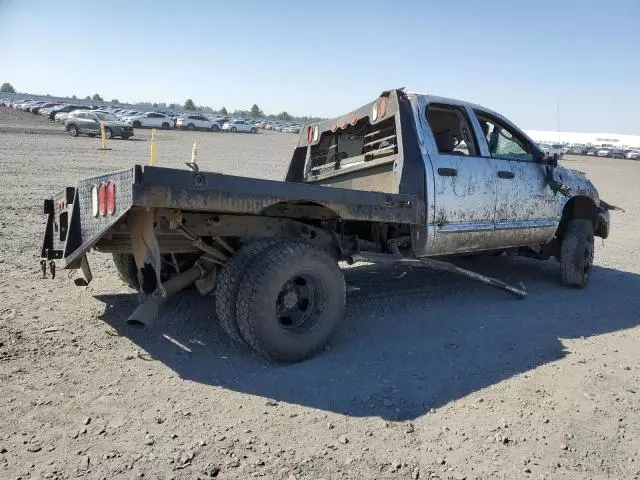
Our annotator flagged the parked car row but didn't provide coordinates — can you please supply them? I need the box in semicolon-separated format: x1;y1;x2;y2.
534;140;640;161
0;98;303;136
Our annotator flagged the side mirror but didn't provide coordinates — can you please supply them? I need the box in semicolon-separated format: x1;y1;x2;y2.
547;155;558;167
532;149;547;165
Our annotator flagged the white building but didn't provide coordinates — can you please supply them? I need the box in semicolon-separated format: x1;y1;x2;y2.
525;130;640;148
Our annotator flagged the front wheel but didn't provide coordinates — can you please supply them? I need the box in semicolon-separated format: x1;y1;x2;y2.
132;121;142;128
187;123;196;131
161;122;170;129
231;127;237;133
210;124;220;132
251;127;258;133
236;242;345;362
104;127;113;139
560;219;594;288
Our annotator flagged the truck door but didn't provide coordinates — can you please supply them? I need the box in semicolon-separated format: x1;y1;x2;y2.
471;109;559;247
422;102;500;255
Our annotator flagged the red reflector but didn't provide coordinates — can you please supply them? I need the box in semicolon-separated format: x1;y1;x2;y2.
106;181;116;215
340;121;347;129
379;97;387;118
350;115;358;126
98;183;107;216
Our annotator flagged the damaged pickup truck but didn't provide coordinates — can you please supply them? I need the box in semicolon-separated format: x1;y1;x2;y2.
40;89;615;362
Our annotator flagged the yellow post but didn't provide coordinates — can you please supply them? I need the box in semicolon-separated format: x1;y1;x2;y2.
150;128;157;165
100;122;107;150
191;142;197;163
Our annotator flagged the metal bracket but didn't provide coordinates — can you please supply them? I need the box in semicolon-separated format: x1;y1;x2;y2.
350;248;527;299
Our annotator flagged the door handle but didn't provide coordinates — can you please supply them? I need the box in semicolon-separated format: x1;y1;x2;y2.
437;167;457;177
497;171;515;179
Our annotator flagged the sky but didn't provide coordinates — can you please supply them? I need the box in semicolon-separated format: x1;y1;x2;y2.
1;0;639;134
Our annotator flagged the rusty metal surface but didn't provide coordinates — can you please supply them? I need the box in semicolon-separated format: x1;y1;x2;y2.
133;166;422;225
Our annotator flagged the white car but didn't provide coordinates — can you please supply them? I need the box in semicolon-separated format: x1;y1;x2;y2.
222;119;258;133
597;149;611;157
177;114;218;131
626;151;639;160
126;112;174;129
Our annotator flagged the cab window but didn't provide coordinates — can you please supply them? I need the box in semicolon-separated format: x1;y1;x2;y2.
474;110;533;162
426;104;479;156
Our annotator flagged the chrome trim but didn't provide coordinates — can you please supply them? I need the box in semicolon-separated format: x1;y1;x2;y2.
437;221;494;233
494;219;557;230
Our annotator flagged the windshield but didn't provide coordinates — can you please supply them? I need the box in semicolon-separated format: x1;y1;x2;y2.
94;112;117;121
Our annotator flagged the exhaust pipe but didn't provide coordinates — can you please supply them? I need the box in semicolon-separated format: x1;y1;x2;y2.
126;264;205;328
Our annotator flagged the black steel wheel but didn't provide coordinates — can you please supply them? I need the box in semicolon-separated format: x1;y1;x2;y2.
236;242;345;362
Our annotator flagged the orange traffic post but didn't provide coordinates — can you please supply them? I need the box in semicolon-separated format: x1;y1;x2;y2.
98;122;111;151
150;128;157;165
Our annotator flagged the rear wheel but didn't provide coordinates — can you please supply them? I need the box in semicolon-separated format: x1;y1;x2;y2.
560;219;594;288
67;125;79;137
112;253;140;290
215;239;280;344
236;242;345;362
132;120;142;128
161;122;170;129
231;127;237;133
251;127;258;133
211;123;220;132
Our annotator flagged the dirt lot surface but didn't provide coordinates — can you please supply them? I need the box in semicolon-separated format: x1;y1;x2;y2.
1;107;639;480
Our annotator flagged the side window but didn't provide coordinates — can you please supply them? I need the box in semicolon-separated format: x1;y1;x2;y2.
474;110;533;162
426;104;478;156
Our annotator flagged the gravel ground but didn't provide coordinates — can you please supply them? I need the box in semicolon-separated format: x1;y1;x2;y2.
1;107;639;480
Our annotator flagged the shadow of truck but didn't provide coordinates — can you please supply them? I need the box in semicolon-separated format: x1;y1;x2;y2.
96;255;640;421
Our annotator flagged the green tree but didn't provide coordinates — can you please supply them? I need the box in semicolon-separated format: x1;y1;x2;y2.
184;98;196;111
0;82;16;93
111;99;120;104
85;96;91;100
220;106;228;115
250;104;263;117
276;111;292;121
92;93;103;101
152;102;158;108
71;95;77;99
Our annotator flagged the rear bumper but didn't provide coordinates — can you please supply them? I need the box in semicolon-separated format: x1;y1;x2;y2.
41;167;138;269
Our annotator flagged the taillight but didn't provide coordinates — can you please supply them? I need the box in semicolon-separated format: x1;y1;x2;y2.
91;181;116;217
307;126;313;142
378;97;387;118
91;185;99;217
106;181;116;215
98;183;107;216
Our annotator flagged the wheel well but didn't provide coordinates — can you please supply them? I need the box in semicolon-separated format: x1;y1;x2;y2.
260;201;340;221
559;196;598;235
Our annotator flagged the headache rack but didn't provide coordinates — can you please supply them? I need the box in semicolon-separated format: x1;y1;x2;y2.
307;115;398;178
